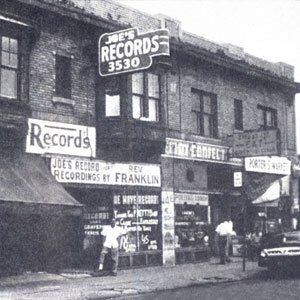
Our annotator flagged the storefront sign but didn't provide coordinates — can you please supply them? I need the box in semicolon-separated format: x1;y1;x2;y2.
26;119;96;157
99;27;169;76
165;138;228;162
51;157;161;187
245;156;291;175
233;129;279;157
174;193;209;205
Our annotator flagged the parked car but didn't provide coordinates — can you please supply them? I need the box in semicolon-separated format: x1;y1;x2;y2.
258;230;300;270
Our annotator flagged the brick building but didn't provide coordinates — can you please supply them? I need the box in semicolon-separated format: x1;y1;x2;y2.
0;0;299;274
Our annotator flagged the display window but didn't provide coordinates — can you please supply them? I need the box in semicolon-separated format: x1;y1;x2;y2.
174;193;210;249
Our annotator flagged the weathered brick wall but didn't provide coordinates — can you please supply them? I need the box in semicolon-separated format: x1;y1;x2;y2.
167;54;296;153
29;11;96;126
161;157;207;190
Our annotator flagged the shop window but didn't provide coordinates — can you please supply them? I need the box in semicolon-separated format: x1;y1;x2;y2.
55;55;71;99
104;76;120;117
191;89;218;138
114;193;161;253
0;36;18;99
175;202;209;249
257;105;277;129
132;72;160;122
234;99;243;130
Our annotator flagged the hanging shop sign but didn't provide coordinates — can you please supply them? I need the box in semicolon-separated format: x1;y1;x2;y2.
232;129;279;157
26;118;96;157
245;156;291;175
99;27;169;76
164;138;229;163
51;156;161;187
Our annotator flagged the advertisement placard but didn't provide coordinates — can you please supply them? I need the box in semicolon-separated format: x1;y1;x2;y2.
233;129;279;157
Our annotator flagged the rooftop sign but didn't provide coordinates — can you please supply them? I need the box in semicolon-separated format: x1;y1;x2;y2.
232;129;279;157
99;27;169;76
245;156;291;175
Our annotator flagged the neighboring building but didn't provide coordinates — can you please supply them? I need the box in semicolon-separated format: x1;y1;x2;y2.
0;0;299;274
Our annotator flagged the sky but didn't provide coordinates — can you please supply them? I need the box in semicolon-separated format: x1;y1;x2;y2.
117;0;300;154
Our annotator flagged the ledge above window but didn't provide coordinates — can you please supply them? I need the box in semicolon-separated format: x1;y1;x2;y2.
52;96;75;107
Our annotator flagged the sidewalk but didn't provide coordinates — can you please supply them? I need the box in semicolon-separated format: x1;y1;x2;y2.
0;257;262;300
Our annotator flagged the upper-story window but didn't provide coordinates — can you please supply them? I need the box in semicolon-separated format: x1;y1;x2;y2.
132;72;160;122
191;89;218;138
55;55;71;99
104;76;120;117
258;105;277;129
0;36;18;99
234;99;243;131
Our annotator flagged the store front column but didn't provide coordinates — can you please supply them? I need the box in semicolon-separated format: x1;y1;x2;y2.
162;189;175;266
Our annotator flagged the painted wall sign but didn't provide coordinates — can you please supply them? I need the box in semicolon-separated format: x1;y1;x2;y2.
51;156;161;187
26;118;96;157
99;27;169;76
245;156;291;175
233;129;279;157
164;138;229;162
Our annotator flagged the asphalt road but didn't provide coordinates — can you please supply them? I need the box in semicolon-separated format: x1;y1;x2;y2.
118;270;300;300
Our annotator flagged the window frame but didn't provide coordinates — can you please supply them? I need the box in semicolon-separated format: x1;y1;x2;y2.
234;99;243;131
131;72;161;122
0;33;20;100
191;89;218;138
257;105;277;129
55;54;72;99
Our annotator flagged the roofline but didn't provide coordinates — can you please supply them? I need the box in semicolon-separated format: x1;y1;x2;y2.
14;0;300;92
172;38;300;93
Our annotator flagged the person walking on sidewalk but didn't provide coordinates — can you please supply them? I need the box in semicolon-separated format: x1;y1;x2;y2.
215;216;236;264
98;218;127;276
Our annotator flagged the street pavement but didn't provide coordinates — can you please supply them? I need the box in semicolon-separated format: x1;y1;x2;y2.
0;257;262;300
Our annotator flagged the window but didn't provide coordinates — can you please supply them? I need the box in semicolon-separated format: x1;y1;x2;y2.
257;105;277;129
55;55;71;98
191;89;218;138
234;99;243;130
104;76;120;117
132;72;160;122
0;36;18;99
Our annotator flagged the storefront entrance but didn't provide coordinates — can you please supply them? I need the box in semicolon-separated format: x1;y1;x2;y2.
67;187;162;269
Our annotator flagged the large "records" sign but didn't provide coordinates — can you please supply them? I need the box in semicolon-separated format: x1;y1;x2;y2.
99;27;169;76
26;118;96;157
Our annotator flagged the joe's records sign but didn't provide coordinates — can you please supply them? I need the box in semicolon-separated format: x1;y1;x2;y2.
99;27;169;76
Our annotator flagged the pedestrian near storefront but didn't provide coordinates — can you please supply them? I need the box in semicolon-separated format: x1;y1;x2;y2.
98;218;127;276
215;216;236;264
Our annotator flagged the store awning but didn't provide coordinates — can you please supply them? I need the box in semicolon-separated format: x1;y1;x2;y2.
252;180;280;205
0;154;82;215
